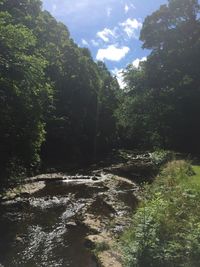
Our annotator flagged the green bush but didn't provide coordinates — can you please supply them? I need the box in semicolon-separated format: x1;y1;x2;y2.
121;161;200;267
95;241;110;252
149;150;174;167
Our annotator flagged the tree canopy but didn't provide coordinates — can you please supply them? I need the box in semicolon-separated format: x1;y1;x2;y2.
0;0;119;186
116;0;200;153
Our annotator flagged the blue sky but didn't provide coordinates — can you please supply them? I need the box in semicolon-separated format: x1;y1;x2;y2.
42;0;167;86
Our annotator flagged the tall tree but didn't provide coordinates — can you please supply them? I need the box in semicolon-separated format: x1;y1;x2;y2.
0;8;52;181
116;0;200;152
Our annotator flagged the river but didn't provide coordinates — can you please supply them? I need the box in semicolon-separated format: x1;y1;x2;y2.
0;181;100;267
0;152;152;267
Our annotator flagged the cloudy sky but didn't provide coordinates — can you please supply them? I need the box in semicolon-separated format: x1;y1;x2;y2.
42;0;167;86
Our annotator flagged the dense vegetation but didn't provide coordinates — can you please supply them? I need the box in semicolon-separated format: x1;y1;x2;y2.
0;0;119;185
1;0;200;265
118;1;200;265
1;0;200;187
117;0;200;153
121;160;200;267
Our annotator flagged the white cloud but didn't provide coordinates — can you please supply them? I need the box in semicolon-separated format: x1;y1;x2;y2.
120;18;142;38
111;56;147;88
91;39;99;46
96;28;116;42
81;39;89;46
112;68;126;88
124;4;129;13
132;57;147;68
96;45;130;61
106;7;112;17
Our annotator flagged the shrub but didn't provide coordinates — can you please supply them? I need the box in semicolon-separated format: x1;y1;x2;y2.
95;241;110;252
150;150;174;166
121;160;200;267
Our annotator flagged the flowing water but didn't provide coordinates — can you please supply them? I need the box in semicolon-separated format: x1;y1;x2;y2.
0;168;139;267
0;181;102;267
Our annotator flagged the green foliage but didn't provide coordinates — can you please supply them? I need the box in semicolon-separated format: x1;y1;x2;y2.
0;3;52;183
149;150;174;166
0;0;119;188
116;0;200;153
190;165;200;186
95;241;110;253
121;161;200;267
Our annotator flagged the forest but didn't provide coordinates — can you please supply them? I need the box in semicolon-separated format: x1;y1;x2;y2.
0;0;200;266
0;0;120;185
1;0;200;185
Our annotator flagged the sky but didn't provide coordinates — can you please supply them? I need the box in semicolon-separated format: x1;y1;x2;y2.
42;0;167;87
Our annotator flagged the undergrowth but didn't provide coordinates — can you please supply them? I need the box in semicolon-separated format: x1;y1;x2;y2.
121;160;200;267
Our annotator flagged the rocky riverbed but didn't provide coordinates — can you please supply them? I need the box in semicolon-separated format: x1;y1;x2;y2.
0;151;161;267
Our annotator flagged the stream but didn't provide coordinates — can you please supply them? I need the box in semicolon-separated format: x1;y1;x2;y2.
0;152;153;267
0;181;100;267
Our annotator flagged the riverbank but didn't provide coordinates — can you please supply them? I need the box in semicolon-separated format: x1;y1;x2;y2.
120;160;200;267
0;150;170;202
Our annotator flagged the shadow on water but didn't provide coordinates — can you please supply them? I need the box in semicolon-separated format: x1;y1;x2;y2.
0;182;100;267
0;171;138;267
33;181;107;199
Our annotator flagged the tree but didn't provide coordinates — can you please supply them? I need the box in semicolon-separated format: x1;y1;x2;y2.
0;9;52;182
117;0;200;153
0;0;120;187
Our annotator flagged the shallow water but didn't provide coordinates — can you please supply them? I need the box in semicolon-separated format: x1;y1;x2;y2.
0;182;99;267
0;173;138;267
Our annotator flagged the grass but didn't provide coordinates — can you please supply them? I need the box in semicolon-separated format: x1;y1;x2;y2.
190;165;200;186
95;241;110;253
121;159;200;267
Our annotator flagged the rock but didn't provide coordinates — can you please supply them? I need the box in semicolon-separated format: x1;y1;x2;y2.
66;221;77;227
83;214;102;233
1;181;46;202
86;234;109;244
98;250;123;267
88;197;117;217
104;160;157;183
